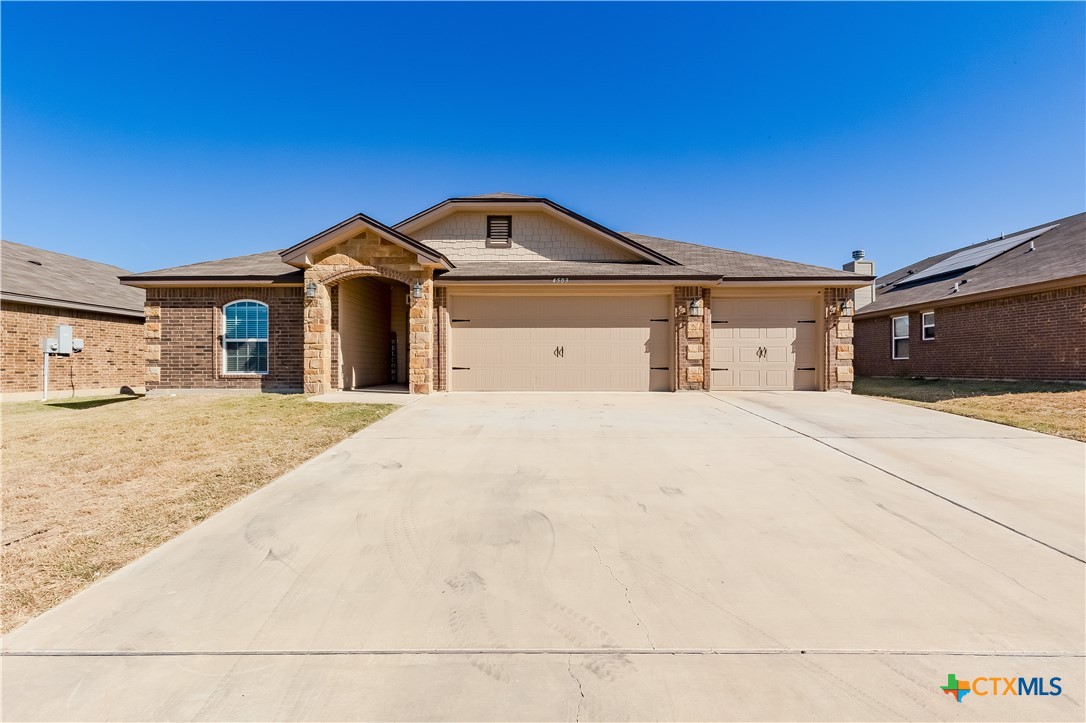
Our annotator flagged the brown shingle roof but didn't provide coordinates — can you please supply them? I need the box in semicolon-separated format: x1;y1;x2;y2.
626;233;870;280
119;250;304;284
1;240;145;316
855;212;1086;318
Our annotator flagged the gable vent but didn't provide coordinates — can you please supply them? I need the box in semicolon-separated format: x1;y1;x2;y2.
486;215;512;247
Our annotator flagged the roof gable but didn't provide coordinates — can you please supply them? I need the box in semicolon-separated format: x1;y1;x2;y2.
279;212;453;269
395;196;680;266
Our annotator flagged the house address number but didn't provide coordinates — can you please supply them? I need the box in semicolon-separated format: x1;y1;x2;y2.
552;277;570;284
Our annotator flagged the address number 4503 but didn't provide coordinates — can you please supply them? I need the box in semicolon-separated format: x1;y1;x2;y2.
552;277;570;284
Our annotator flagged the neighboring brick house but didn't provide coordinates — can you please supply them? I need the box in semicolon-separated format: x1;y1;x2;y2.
120;194;872;394
854;212;1086;382
1;240;146;400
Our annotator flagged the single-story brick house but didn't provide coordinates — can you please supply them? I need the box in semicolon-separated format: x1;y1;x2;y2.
119;194;872;394
854;212;1085;382
1;240;146;400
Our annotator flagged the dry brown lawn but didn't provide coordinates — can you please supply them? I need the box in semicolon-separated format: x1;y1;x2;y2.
1;393;395;633
853;377;1086;442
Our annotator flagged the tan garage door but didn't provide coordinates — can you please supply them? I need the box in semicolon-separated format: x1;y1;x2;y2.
710;297;819;391
449;295;671;391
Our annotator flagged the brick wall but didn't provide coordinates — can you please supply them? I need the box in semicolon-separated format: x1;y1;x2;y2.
1;301;144;395
854;285;1086;382
145;287;304;391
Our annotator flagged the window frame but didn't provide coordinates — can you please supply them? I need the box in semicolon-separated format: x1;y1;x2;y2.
891;314;910;360
921;310;936;341
221;299;270;376
485;215;513;248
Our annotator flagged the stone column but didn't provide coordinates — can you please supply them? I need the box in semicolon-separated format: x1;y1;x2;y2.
823;287;855;391
674;286;707;390
408;273;434;394
144;299;162;390
303;268;332;395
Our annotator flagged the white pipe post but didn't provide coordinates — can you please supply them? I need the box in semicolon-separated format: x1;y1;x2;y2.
42;350;50;402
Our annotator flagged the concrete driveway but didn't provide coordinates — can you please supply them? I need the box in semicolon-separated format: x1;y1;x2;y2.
3;392;1083;721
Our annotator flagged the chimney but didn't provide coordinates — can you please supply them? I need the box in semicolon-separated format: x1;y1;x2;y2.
842;250;876;310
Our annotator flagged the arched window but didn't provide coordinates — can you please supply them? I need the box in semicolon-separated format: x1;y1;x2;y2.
223;300;268;374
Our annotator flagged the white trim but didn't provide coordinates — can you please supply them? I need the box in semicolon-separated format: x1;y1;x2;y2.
221;299;270;376
921;310;936;341
891;314;910;360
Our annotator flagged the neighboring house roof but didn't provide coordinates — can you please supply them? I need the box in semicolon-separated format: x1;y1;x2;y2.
855;212;1086;318
1;240;145;317
118;250;304;284
395;195;681;267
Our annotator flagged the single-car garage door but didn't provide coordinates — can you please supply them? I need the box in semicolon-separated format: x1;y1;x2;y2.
710;297;819;391
449;295;670;391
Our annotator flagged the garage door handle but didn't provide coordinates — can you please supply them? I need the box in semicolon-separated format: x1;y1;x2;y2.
711;367;729;371
554;346;564;358
711;320;729;324
451;319;471;323
452;366;470;370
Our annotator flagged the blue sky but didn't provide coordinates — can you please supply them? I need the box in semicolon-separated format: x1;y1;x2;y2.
2;1;1083;275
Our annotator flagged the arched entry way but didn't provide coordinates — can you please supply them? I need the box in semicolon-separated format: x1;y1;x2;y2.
333;275;411;390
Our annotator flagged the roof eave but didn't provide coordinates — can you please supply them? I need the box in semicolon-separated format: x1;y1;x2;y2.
119;275;304;288
0;291;145;318
854;274;1086;319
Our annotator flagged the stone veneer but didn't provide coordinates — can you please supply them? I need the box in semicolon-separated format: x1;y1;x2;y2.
674;286;711;390
302;231;434;394
823;287;855;391
411;211;642;263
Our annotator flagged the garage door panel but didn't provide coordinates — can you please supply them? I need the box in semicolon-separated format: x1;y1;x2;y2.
450;295;669;391
710;296;820;391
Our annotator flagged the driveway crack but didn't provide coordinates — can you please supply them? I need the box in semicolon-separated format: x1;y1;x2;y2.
592;545;656;650
566;654;585;721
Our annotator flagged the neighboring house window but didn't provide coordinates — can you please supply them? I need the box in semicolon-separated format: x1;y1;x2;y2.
223;300;268;374
486;215;512;247
922;311;936;340
892;315;909;360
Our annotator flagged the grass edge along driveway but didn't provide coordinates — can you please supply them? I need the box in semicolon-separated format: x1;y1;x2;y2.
853;376;1085;442
1;393;395;634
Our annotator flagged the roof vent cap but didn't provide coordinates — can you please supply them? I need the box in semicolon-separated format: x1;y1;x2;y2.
852;249;865;260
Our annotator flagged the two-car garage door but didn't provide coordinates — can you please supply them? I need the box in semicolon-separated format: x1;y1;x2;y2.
449;295;670;391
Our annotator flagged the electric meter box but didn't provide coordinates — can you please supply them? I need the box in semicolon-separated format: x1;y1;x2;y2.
56;325;73;355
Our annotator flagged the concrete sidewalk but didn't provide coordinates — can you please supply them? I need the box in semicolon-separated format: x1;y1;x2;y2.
3;392;1083;721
